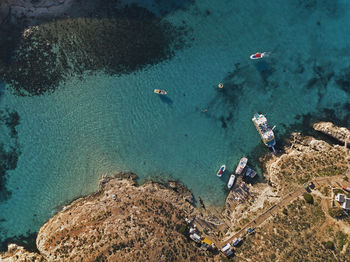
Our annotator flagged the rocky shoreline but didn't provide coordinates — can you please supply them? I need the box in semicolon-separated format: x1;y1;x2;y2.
1;122;349;261
313;121;350;145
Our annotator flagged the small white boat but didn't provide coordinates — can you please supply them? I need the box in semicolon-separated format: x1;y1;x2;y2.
154;89;167;95
235;157;248;175
227;174;236;189
217;164;226;177
250;52;266;60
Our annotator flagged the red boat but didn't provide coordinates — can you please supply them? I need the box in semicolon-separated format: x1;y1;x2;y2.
217;165;226;177
250;52;266;60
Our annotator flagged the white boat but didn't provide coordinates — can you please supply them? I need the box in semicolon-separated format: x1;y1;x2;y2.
245;167;257;178
154;89;167;95
235;157;248;175
227;174;236;189
250;52;266;60
252;113;276;151
217;164;226;177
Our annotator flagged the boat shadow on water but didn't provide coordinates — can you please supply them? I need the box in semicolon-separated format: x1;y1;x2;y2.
159;95;173;105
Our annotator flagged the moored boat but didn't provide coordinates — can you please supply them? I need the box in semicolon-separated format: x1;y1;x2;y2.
250;52;266;60
235;157;248;175
217;165;226;177
154;89;167;95
227;174;236;189
252;113;276;151
244;167;257;178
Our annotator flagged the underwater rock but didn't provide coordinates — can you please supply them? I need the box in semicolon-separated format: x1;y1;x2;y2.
0;108;21;202
1;4;191;96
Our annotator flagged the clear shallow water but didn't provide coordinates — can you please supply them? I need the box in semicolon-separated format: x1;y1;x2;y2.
1;0;350;244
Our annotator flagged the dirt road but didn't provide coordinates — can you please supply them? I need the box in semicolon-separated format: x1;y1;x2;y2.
220;175;347;247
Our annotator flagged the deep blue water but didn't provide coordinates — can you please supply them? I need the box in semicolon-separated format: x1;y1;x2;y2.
1;0;350;247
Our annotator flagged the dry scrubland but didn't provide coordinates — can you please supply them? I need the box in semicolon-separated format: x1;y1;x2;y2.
264;132;349;192
234;197;350;262
224;128;350;262
35;175;214;262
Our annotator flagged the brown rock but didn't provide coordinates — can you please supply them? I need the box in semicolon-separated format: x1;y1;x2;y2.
35;175;209;261
0;244;45;262
313;122;350;145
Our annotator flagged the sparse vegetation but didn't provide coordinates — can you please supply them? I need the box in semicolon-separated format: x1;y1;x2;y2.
235;198;349;261
303;193;314;204
325;241;334;250
328;207;343;218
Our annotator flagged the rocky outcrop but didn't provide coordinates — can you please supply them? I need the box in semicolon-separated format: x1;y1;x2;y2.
0;244;45;262
313;121;350;144
0;0;74;24
33;173;210;262
263;132;349;193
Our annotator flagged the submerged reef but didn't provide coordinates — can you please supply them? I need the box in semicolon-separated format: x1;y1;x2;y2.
0;4;191;96
0;108;21;202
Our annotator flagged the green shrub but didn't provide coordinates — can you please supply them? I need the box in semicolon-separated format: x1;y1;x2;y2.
334;189;344;195
336;231;348;249
177;224;187;234
325;241;334;250
303;193;314;204
328;207;343;218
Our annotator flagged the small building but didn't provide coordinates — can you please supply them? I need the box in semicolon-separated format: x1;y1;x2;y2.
232;237;242;247
201;238;214;250
247;227;255;235
189;233;201;243
335;193;350;210
221;243;234;257
341;198;350;210
336;194;345;203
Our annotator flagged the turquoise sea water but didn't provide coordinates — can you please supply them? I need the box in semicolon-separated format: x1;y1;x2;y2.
1;0;350;246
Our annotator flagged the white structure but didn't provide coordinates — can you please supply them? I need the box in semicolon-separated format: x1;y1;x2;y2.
221;243;234;257
189;233;201;243
335;193;350;210
342;198;350;210
336;194;345;202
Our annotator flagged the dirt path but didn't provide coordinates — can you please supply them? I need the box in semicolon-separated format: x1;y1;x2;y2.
220;175;347;248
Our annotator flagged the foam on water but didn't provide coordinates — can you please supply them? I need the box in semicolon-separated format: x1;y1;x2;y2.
1;0;350;244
